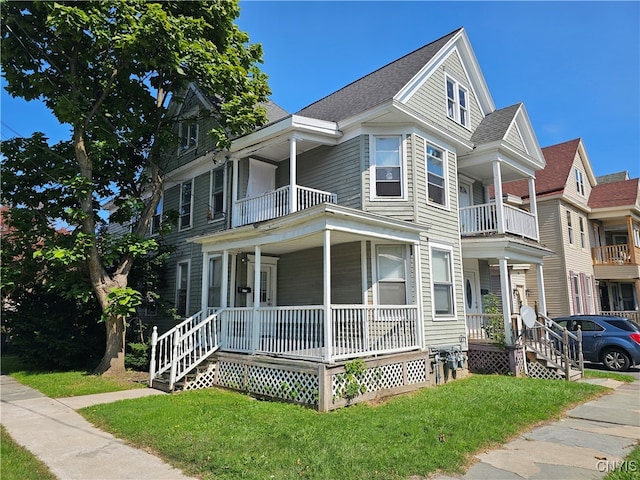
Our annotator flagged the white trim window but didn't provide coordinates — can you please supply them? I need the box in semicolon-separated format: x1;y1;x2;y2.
426;143;447;206
571;273;582;314
180;120;198;154
575;168;585;196
372;135;404;199
207;255;222;308
176;260;190;317
430;244;455;318
446;75;470;128
566;210;574;245
209;167;226;222
375;245;408;305
179;179;193;231
579;217;586;248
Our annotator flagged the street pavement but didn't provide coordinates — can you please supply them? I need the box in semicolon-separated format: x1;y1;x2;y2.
1;372;639;480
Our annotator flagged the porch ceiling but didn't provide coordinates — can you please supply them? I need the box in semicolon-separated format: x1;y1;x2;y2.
189;203;425;255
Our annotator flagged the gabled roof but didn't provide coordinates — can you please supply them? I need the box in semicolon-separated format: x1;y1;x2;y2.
470;104;522;145
295;28;462;122
502;138;582;199
589;178;640;209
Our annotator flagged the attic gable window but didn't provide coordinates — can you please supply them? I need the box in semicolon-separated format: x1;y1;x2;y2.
575;168;585;196
180;120;198;154
446;75;469;128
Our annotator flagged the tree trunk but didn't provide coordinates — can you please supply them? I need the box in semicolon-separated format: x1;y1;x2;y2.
94;313;127;376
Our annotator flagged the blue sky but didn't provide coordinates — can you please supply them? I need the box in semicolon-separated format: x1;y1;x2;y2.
2;1;639;178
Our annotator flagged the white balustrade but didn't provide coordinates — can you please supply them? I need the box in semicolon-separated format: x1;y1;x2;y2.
459;203;538;240
232;185;337;227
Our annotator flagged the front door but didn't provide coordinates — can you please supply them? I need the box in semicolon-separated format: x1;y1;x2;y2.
247;262;276;307
463;271;480;314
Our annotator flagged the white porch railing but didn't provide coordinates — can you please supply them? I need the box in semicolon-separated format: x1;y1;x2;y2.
460;203;538;241
232;185;337;227
149;310;220;390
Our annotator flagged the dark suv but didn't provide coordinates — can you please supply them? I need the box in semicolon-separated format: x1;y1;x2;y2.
552;315;640;371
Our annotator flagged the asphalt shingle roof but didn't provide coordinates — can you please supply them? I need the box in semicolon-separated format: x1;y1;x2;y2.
470;104;521;145
589;178;639;209
295;28;462;122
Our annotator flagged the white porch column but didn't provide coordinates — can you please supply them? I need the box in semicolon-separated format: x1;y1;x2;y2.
498;257;513;345
536;263;547;318
289;136;298;214
528;177;539;240
323;229;333;362
493;161;505;234
231;158;239;227
412;242;425;349
201;252;209;315
252;245;262;352
221;250;229;309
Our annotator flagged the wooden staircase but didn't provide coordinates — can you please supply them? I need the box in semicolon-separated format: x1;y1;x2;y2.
151;357;218;392
520;313;584;381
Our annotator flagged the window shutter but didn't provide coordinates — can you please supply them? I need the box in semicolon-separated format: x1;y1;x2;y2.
569;270;578;314
580;273;589;314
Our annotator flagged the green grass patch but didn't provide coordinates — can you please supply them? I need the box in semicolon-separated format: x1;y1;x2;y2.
81;374;605;479
584;369;635;383
1;356;145;398
603;444;640;480
1;425;57;480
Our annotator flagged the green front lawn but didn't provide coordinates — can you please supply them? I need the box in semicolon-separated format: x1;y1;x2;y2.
1;356;145;398
82;375;606;479
1;426;57;480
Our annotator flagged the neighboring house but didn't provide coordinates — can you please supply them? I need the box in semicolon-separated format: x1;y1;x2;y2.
147;27;558;410
589;177;640;316
502;139;640;321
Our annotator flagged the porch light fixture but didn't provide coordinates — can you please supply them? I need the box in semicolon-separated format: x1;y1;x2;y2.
525;289;531;298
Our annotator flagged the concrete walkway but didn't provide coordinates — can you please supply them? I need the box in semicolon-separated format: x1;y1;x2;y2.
1;374;639;480
0;374;197;480
432;378;640;480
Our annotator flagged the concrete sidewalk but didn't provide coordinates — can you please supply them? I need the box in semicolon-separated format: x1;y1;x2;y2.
0;374;197;480
1;374;639;480
432;378;640;480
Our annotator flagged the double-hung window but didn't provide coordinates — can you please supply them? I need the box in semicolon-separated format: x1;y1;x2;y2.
209;168;225;222
176;261;190;317
373;136;403;198
446;76;470;128
179;180;193;230
376;245;407;305
431;245;455;317
180;120;198;153
575;168;585;196
579;217;586;248
567;210;574;245
150;195;163;235
427;143;446;206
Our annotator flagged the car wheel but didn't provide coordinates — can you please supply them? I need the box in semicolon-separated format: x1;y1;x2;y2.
601;348;631;371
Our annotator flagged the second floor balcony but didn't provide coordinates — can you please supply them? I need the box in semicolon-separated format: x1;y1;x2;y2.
459;203;538;241
232;185;337;228
592;243;640;265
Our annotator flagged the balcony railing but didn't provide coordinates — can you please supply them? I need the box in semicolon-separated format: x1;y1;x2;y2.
459;203;538;241
592;244;639;265
232;185;337;228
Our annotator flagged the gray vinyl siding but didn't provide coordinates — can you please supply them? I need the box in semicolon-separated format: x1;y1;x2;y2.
275;136;363;210
504;123;527;155
277;242;362;306
404;51;483;143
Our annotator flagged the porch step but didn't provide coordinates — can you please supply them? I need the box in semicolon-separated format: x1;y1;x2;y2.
525;348;582;381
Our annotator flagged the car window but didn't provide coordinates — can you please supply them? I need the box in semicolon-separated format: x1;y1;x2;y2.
579;320;604;332
604;319;639;332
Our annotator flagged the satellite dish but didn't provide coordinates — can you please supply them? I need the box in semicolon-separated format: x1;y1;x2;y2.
521;305;537;328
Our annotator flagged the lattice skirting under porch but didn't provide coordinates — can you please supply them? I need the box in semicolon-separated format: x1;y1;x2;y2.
468;343;525;376
525;360;563;380
196;351;437;411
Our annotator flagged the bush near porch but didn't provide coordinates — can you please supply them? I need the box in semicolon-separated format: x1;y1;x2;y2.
81;375;605;479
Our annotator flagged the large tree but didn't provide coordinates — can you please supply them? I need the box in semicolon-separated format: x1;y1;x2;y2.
1;1;270;375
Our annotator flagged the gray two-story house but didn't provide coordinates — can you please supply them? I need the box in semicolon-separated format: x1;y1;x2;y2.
148;27;556;410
